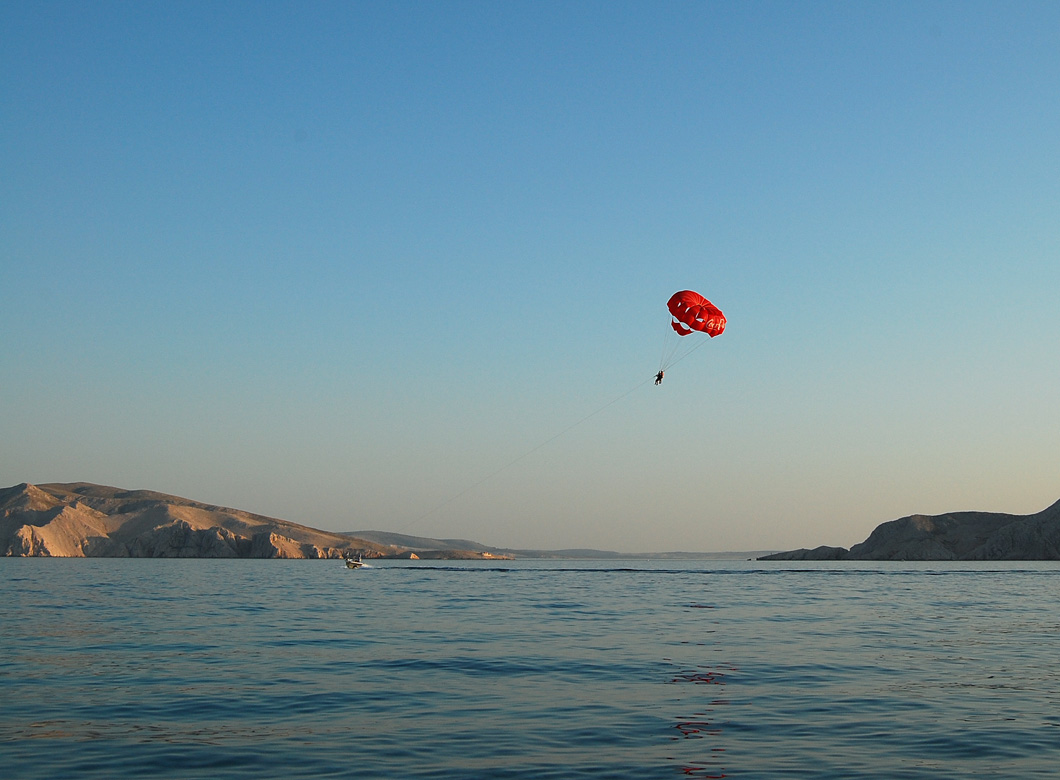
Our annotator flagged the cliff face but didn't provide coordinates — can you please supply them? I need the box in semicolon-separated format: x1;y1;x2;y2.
761;499;1060;561
1;482;383;559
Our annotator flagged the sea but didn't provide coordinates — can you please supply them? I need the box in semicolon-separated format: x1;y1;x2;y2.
2;559;1059;779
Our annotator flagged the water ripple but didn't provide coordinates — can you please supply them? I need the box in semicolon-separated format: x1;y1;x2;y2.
3;559;1060;778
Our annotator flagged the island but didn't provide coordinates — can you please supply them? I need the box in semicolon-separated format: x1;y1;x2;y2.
760;498;1060;561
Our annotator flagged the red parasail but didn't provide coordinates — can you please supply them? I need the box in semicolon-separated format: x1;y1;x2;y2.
667;290;726;338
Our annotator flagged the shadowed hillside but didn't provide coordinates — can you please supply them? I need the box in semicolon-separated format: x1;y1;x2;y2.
760;498;1060;561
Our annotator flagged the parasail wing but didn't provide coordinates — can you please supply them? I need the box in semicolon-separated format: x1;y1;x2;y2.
667;290;726;338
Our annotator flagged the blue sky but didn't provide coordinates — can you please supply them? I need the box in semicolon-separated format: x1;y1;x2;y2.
3;1;1059;552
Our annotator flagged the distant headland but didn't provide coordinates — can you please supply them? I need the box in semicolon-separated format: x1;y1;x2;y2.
760;498;1060;561
0;481;763;560
0;482;509;560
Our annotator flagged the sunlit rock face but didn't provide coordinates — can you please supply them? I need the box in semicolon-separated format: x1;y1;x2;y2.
1;482;379;559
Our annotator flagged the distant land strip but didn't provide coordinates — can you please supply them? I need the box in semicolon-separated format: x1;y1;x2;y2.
4;482;1058;560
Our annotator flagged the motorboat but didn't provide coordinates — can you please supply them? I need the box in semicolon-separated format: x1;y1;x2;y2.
343;553;364;569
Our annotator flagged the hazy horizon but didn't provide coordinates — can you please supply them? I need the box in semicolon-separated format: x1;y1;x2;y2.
3;2;1058;554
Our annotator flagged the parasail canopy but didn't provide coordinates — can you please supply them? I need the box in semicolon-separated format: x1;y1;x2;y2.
667;290;726;338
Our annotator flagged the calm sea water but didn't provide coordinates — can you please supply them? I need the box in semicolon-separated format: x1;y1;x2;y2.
2;558;1059;779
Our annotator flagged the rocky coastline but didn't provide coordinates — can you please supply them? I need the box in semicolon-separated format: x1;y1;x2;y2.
0;482;500;560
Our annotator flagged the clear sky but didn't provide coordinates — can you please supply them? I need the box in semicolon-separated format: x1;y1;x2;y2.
3;1;1059;552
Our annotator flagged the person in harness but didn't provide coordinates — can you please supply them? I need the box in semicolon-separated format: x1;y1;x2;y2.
655;371;664;386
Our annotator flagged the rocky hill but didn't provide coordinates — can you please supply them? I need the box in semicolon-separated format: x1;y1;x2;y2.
760;498;1060;561
0;482;388;559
